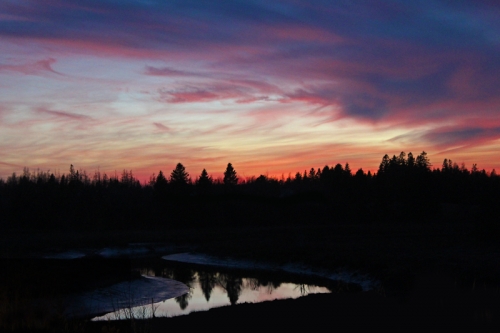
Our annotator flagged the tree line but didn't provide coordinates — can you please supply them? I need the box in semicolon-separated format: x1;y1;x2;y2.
0;151;499;231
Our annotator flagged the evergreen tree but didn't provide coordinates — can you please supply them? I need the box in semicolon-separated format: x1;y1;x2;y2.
407;152;415;168
355;168;365;177
378;154;390;174
333;163;344;175
223;163;238;185
170;163;189;185
308;168;316;179
154;170;168;191
397;151;406;166
197;169;213;188
344;163;352;176
471;163;478;174
442;158;452;171
294;172;302;182
415;151;431;171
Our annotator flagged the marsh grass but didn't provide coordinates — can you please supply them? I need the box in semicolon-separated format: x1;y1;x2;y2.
94;297;160;333
0;280;163;333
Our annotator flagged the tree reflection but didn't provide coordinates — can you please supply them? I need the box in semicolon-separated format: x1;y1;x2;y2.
152;262;334;313
170;267;196;310
171;267;196;287
217;273;243;305
295;284;309;296
175;292;192;310
256;277;281;294
244;278;260;291
198;270;217;302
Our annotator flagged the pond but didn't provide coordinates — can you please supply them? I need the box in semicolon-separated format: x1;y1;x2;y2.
92;257;348;320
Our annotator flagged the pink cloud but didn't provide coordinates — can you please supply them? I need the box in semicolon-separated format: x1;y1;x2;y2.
156;78;281;104
0;58;63;76
0;161;23;169
284;89;335;105
160;89;220;103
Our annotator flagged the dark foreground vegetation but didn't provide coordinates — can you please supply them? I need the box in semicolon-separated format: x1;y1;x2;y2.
1;151;500;332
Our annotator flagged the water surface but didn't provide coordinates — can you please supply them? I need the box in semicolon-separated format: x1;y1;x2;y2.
93;260;333;320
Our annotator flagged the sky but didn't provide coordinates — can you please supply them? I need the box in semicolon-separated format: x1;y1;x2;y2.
1;0;499;182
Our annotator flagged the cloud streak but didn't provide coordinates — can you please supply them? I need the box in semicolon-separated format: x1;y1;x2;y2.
0;58;63;76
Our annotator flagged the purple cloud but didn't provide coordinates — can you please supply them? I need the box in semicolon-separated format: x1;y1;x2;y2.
0;58;63;76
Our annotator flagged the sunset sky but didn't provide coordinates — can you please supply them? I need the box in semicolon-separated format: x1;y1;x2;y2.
1;0;499;182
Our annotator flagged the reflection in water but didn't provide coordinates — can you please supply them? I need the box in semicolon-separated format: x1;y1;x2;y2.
217;274;242;305
199;270;217;302
170;267;196;310
94;262;332;320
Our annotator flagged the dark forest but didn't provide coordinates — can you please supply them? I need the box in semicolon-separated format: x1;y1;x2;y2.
1;151;499;233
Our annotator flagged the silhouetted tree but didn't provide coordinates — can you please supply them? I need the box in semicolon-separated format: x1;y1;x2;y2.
397;151;406;166
121;169;138;187
333;163;344;178
170;163;189;185
196;168;212;188
471;163;479;174
154;170;168;192
344;163;352;176
69;164;76;181
255;175;267;183
308;168;316;179
415;151;431;171
223;163;238;186
355;168;365;178
378;154;390;174
294;172;302;182
407;152;415;168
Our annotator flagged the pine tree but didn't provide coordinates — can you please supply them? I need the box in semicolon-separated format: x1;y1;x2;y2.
344;163;352;176
154;170;168;192
197;169;212;188
407;152;415;168
170;163;190;185
397;151;406;166
378;154;390;174
308;168;316;179
415;151;431;171
223;163;238;185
